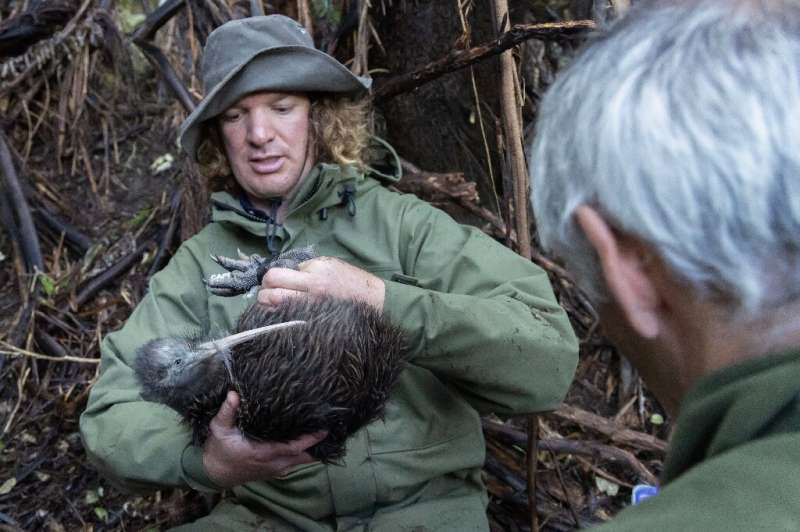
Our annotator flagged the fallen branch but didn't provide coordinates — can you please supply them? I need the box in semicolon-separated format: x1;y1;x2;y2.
131;0;196;113
131;0;184;42
398;159;506;231
147;187;182;278
0;0;95;97
33;203;93;255
0;0;77;58
374;20;595;102
554;404;668;453
0;130;44;273
483;418;659;485
34;330;70;359
73;239;152;310
485;453;527;493
134;40;196;113
0;340;98;365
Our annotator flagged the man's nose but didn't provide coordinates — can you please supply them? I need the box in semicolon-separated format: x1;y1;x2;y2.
247;110;274;146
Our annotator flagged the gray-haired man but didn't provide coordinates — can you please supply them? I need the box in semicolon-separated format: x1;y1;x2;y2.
530;0;800;529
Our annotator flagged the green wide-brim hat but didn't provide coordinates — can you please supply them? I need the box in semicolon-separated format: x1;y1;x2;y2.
178;15;371;161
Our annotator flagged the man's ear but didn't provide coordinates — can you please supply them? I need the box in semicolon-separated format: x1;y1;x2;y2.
574;206;661;338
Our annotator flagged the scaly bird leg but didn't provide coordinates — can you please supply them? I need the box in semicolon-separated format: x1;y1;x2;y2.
205;246;317;297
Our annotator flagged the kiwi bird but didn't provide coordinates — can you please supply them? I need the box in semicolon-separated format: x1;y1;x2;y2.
134;295;406;462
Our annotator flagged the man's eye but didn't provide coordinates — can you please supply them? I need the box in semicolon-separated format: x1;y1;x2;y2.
274;105;293;114
221;112;241;122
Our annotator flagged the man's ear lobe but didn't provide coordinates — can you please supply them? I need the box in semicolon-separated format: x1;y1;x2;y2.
574;206;660;338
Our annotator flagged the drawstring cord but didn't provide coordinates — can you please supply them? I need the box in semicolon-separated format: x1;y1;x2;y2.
239;195;282;255
338;183;357;217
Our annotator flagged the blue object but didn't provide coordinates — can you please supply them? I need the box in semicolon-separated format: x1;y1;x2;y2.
632;484;659;505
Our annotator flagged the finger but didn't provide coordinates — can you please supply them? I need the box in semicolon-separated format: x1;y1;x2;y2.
296;256;336;273
262;267;311;291
270;431;328;458
257;287;304;306
211;391;239;429
270;452;318;475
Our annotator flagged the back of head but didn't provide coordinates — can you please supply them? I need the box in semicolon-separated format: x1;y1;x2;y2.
530;0;800;319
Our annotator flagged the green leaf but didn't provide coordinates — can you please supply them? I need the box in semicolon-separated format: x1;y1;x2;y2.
650;413;665;425
595;476;620;496
128;208;152;228
149;153;174;174
0;477;16;495
39;274;56;296
85;490;99;505
93;507;108;522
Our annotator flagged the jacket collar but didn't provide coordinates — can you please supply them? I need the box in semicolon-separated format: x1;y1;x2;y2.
663;348;800;483
210;163;363;234
209;137;402;235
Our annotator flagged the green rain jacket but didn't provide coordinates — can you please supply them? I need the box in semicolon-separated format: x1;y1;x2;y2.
80;148;578;530
597;349;800;531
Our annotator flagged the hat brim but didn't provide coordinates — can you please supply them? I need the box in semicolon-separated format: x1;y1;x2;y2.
178;46;371;161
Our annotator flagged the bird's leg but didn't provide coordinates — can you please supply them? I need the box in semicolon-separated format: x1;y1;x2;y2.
204;246;317;297
205;252;269;296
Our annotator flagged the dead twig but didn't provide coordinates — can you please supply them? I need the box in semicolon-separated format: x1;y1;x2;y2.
483;418;659;485
492;1;535;528
33;203;93;256
0;340;98;365
554;404;668;454
131;0;196;113
296;0;314;36
131;0;184;41
251;0;265;16
2;364;30;435
134;40;196;113
147;186;183;278
0;131;44;273
0;1;78;58
72;239;152;310
373;20;594;102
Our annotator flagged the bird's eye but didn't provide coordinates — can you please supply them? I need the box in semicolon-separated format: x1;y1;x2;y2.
174;358;182;366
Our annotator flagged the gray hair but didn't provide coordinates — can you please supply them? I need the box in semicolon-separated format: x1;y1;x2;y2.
529;0;800;318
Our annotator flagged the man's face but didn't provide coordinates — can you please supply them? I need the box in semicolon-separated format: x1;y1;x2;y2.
219;92;315;209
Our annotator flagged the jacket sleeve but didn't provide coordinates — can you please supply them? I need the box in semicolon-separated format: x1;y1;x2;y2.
79;244;223;494
383;195;579;415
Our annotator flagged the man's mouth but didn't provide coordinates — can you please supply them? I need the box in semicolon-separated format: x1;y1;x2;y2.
249;156;284;174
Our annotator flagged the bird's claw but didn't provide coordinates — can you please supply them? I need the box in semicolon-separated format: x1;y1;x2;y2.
205;246;317;297
206;253;268;296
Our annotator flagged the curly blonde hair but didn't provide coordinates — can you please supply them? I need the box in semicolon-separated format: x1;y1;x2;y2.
196;95;372;194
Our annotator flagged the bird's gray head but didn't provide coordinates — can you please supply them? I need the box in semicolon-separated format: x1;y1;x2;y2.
134;337;221;410
134;320;306;414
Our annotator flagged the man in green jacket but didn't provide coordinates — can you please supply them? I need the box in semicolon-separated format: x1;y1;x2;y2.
529;0;800;529
80;15;578;530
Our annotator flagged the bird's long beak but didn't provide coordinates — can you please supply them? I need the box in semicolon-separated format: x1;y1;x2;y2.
195;320;306;358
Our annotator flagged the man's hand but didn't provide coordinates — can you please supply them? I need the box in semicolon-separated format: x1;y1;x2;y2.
202;391;326;488
257;256;385;311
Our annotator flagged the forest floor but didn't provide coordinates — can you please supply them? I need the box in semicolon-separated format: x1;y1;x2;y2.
0;2;668;531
